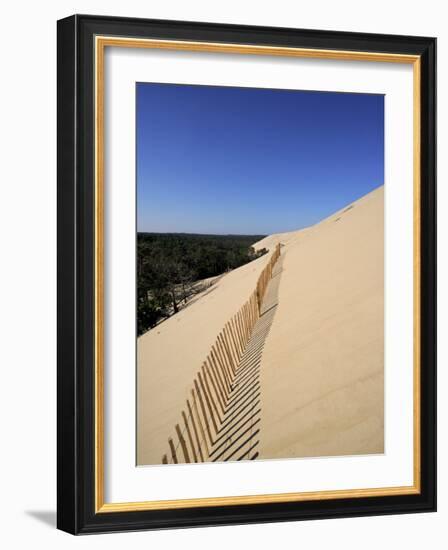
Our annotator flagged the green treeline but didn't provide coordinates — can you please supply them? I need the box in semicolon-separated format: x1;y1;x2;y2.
137;233;267;335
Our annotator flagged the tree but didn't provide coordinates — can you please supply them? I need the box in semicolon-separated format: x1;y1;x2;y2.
136;233;268;334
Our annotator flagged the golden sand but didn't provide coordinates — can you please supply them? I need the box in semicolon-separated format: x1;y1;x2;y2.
137;186;384;465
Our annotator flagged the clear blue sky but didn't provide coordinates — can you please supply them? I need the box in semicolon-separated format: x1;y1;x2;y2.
137;83;383;235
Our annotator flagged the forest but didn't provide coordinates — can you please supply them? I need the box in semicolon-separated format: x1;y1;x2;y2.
137;233;267;335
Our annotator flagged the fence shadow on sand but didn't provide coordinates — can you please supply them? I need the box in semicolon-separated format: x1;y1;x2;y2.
162;244;283;465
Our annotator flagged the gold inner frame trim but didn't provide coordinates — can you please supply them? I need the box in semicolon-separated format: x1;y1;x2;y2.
94;35;421;513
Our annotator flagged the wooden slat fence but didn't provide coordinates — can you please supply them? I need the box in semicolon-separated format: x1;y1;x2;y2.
161;243;281;464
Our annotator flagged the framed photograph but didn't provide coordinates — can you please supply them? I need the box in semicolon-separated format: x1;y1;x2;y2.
57;15;436;534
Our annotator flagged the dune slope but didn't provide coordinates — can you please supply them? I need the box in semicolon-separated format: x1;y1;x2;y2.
259;186;384;458
137;185;384;465
137;249;272;465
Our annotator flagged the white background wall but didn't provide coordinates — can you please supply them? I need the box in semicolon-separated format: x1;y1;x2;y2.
0;1;444;547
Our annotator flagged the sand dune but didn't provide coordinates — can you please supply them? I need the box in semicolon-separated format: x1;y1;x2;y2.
137;185;384;465
137;248;272;465
259;186;384;458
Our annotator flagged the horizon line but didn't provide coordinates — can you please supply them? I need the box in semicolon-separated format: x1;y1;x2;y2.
137;184;383;237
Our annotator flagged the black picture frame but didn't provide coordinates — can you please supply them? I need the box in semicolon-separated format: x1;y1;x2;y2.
57;14;436;534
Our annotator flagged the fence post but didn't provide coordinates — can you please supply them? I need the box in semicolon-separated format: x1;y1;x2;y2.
175;423;191;463
187;398;204;461
226;323;240;367
219;332;236;376
181;411;198;463
206;359;225;414
191;386;210;454
212;343;232;392
210;348;230;395
232;316;244;356
201;364;221;424
216;336;233;383
197;372;218;434
168;437;178;464
225;322;239;363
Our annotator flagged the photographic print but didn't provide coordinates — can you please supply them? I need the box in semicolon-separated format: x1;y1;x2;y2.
58;16;436;533
136;83;385;466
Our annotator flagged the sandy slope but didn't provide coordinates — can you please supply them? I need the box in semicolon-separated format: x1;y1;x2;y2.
137;249;272;465
137;185;384;465
258;186;384;458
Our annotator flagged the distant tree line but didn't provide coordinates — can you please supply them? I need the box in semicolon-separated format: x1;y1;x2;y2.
137;233;267;335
